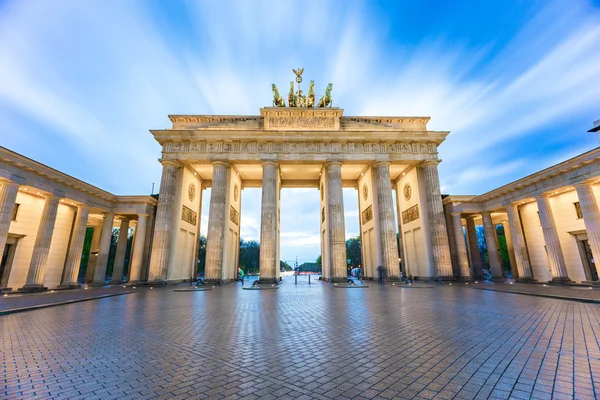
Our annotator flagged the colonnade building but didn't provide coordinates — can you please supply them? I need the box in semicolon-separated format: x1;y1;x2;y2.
0;108;599;290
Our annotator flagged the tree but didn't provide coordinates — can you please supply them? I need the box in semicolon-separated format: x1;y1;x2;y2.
346;236;361;268
495;225;511;273
316;255;321;268
280;261;292;271
239;239;260;274
475;225;488;266
196;235;207;274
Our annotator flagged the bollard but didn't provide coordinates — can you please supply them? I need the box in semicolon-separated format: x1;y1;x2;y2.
295;274;297;285
308;274;311;284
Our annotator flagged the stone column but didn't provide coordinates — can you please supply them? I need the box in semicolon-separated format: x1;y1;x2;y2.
536;196;569;281
327;162;347;283
421;161;453;278
374;162;401;280
129;214;149;282
148;161;180;282
21;195;61;291
501;219;518;279
204;161;229;283
575;183;600;278
258;161;278;283
481;211;503;279
465;216;484;279
93;212;115;284
61;205;89;287
451;213;471;279
85;224;103;282
110;218;130;284
505;203;533;281
0;182;19;257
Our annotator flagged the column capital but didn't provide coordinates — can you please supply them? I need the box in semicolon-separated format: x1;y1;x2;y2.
137;213;151;218
325;160;343;167
574;181;596;189
0;181;21;190
421;159;441;167
159;159;181;167
260;160;279;167
373;161;391;168
451;212;463;217
211;160;229;167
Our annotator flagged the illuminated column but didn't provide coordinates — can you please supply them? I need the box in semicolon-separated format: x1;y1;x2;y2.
148;161;180;282
61;205;90;287
110;218;130;284
204;161;229;283
482;211;503;279
21;195;61;291
451;213;471;279
575;183;600;279
421;161;453;278
93;212;115;284
327;162;347;283
465;216;484;279
505;203;533;280
536;196;569;281
374;162;401;280
258;161;278;283
0;181;19;257
128;214;149;282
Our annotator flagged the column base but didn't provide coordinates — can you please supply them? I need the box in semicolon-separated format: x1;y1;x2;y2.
18;284;48;293
516;277;535;283
142;280;167;287
329;277;350;284
551;277;571;284
0;287;13;293
256;278;279;285
458;276;475;282
88;282;110;287
109;280;125;286
56;284;80;290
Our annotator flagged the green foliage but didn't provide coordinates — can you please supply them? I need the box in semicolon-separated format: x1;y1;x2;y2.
239;239;260;274
298;262;320;272
77;227;95;282
280;261;292;271
346;236;361;267
316;255;321;267
196;235;207;274
496;225;511;273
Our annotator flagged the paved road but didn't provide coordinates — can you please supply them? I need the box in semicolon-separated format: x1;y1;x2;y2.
1;280;599;399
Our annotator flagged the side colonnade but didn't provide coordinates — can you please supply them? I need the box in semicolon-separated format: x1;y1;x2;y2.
443;148;600;283
0;147;157;292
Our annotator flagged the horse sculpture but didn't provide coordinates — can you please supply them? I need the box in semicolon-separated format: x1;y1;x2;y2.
317;83;333;108
272;84;285;107
307;80;315;108
288;82;297;107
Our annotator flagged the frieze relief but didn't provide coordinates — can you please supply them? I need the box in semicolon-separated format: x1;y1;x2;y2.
164;140;437;156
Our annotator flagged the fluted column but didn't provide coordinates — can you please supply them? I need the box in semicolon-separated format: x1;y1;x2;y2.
501;220;518;279
505;203;533;280
204;161;229;283
327;162;347;282
148;161;180;282
85;224;103;282
258;161;278;283
481;211;503;279
536;196;569;281
93;212;115;284
421;161;453;278
21;195;61;291
61;205;89;287
374;162;400;280
575;183;600;278
0;182;19;257
466;216;484;279
451;213;471;279
129;214;148;282
110;218;130;284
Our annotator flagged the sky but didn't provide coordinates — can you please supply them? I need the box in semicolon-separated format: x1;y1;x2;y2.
1;0;599;264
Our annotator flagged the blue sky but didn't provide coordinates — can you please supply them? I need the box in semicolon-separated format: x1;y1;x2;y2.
1;0;599;263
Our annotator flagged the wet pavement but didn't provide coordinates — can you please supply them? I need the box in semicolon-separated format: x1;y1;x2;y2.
1;277;599;399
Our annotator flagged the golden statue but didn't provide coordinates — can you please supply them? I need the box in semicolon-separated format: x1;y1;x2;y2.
292;67;304;84
271;84;285;107
307;80;315;108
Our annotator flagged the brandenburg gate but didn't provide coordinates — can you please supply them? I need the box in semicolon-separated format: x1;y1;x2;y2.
147;72;453;285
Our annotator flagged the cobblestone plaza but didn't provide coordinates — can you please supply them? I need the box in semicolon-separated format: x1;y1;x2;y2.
2;281;600;399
